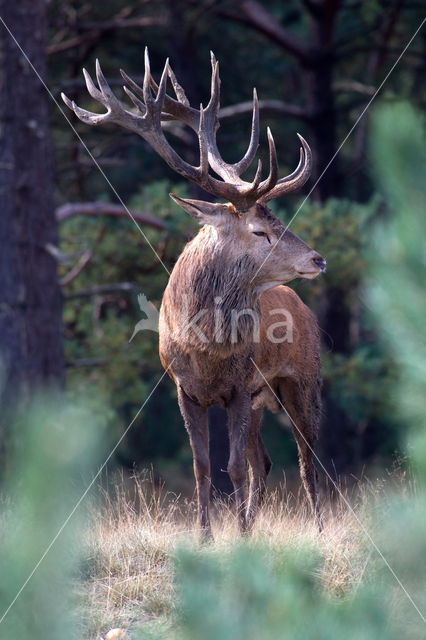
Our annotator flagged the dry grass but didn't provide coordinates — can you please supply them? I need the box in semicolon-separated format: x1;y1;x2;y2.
79;472;395;640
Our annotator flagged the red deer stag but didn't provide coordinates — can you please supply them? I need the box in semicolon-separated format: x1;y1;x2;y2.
63;50;326;540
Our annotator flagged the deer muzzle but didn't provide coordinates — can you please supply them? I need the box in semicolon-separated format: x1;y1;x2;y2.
295;251;327;278
312;255;327;272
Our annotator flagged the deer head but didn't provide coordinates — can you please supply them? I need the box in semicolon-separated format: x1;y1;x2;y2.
62;49;326;290
169;195;325;293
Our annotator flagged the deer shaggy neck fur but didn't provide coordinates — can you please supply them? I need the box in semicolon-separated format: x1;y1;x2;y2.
162;225;260;355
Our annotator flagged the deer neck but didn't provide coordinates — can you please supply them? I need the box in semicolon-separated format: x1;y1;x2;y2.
163;227;260;354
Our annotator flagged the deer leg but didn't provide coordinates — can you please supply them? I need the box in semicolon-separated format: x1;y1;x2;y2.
227;389;251;534
278;379;323;531
177;386;212;542
246;408;272;530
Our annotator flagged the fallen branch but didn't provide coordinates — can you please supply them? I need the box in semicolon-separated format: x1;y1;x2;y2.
65;357;108;368
219;99;309;121
47;17;166;55
217;0;310;63
78;16;167;31
60;225;106;286
47;31;100;55
334;80;376;96
60;249;94;286
65;282;137;300
56;202;167;231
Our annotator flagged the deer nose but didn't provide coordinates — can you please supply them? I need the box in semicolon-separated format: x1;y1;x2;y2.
312;255;327;271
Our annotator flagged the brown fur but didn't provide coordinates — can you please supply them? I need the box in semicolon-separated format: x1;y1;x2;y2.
159;203;325;539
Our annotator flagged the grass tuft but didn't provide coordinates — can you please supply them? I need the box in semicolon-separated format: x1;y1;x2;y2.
79;472;393;639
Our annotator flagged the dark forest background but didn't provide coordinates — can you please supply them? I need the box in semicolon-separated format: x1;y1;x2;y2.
0;0;425;492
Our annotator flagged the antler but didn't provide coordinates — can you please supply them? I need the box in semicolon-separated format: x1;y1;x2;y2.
62;49;311;208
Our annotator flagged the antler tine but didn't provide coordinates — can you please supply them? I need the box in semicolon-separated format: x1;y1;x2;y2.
123;85;146;115
255;127;278;197
62;60;134;128
122;58;170;117
121;58;195;127
120;68;142;97
206;52;220;119
120;69;146;113
201;55;243;183
83;68;103;102
139;61;198;129
247;159;263;193
95;60;118;103
61;93;105;125
61;92;73;111
259;134;312;203
286;134;311;183
201;69;263;191
232;88;260;176
198;104;209;182
62;64;109;120
143;47;154;106
155;58;170;108
167;66;190;107
62;63;115;126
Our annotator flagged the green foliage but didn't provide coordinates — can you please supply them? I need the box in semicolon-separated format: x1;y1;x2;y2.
61;181;193;468
164;544;393;640
367;102;426;476
365;104;426;635
323;346;396;425
0;393;113;640
288;197;379;290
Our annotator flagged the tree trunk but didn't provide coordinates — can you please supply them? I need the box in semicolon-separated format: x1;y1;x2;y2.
305;57;338;200
0;1;64;444
304;3;339;200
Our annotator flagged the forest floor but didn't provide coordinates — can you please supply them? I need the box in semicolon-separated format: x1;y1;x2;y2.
78;471;407;640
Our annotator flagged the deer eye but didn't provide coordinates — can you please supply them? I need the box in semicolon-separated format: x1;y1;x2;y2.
253;231;270;243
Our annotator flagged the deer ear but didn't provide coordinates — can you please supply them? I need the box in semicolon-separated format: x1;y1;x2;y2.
169;194;233;226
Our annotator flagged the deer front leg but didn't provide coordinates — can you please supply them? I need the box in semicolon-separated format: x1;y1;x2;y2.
227;389;251;534
177;386;212;542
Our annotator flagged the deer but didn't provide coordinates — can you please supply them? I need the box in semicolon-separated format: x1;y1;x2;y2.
62;49;326;540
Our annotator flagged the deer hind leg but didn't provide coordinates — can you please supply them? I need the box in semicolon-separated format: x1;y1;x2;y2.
278;378;323;531
227;389;251;535
246;408;272;530
177;386;212;542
